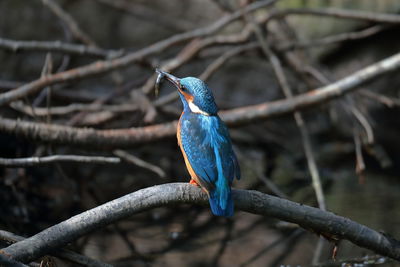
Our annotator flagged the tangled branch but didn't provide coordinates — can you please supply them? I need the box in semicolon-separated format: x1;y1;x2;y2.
1;50;399;148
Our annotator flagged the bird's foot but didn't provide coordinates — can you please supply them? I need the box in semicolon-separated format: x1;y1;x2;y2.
189;179;200;187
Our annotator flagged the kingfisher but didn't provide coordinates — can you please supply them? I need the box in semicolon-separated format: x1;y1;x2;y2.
156;70;240;217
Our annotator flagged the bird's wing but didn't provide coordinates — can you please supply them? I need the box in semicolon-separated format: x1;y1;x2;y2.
179;114;239;191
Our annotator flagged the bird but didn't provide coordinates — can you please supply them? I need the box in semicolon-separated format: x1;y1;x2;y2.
156;69;240;217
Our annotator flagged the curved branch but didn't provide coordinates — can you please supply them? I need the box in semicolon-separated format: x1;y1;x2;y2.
1;50;400;148
1;183;399;263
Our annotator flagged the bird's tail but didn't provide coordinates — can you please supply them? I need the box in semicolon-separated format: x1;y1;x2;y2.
209;182;234;217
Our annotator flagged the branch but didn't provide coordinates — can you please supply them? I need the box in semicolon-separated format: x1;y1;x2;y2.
0;155;120;167
279;25;388;51
42;0;97;47
0;38;121;58
1;183;399;263
280;7;400;24
1;50;400;148
0;0;275;106
0;254;28;267
0;230;112;267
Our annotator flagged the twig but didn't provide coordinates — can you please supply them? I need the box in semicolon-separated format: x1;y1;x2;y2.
354;128;366;184
153;42;259;107
240;229;303;267
0;155;120;167
0;37;122;58
1;183;399;263
95;0;195;31
10;101;139;117
113;149;166;178
1;49;400;147
0;0;275;106
0;230;112;267
349;105;374;144
279;24;389;51
142;24;254;94
199;42;259;81
359;89;400;107
279;7;400;24
246;8;326;209
41;0;97;46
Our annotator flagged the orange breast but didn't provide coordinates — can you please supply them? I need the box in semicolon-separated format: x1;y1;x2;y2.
177;116;206;192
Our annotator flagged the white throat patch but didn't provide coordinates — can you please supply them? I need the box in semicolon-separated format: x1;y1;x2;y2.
188;101;210;116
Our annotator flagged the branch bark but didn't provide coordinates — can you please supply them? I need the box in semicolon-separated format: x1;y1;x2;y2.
1;50;400;148
1;183;399;263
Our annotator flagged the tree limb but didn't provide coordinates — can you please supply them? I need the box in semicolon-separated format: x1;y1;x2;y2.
0;155;120;167
0;230;112;267
1;183;399;263
0;37;121;58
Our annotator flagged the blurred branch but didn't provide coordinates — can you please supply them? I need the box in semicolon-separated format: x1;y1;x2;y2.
0;80;23;91
1;49;400;147
279;24;389;51
0;230;112;267
42;0;97;46
95;0;195;31
0;37;121;58
0;254;28;267
0;0;275;106
1;183;399;263
113;149;166;178
0;155;120;167
359;90;400;107
280;7;400;24
245;8;326;210
10;101;139;117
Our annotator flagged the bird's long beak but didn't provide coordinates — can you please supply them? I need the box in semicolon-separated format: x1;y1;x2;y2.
156;69;181;88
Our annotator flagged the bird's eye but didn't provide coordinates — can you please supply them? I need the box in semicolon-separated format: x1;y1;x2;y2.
180;84;186;91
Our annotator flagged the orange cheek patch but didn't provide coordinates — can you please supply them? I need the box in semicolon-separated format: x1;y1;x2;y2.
179;89;194;102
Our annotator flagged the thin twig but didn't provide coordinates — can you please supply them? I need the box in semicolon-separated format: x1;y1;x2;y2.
354;128;366;184
113;149;166;178
349;105;374;144
0;37;122;58
246;8;326;210
279;7;400;24
154;40;258;107
0;155;120;167
95;0;195;31
41;0;97;46
1;183;400;263
279;24;389;51
10;101;139;117
359;90;400;107
0;0;275;106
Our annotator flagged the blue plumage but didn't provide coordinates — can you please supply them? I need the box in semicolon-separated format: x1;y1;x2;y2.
156;70;240;217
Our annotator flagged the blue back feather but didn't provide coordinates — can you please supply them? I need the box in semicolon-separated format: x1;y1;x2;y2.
179;113;239;216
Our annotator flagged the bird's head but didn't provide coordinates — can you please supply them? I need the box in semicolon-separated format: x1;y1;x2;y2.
157;70;218;116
